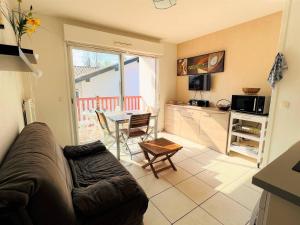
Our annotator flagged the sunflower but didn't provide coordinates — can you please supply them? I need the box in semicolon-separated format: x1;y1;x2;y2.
27;18;41;27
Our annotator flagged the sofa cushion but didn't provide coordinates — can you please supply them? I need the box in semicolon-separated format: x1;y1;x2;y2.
68;150;130;187
72;175;143;216
63;141;106;159
0;122;76;225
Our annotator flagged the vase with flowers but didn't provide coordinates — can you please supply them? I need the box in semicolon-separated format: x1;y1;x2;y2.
0;0;40;47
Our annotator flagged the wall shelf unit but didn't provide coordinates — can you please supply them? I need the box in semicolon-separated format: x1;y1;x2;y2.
0;44;42;77
227;111;268;168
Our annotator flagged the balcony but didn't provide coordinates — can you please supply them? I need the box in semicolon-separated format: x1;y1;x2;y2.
76;95;142;144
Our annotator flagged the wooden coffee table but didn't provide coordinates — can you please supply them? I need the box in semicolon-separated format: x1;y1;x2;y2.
139;138;183;178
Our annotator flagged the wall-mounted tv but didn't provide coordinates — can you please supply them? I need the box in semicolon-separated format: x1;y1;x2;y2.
189;74;211;91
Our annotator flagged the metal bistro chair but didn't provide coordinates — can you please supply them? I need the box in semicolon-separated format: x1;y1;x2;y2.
145;106;160;140
95;110;118;149
120;113;151;159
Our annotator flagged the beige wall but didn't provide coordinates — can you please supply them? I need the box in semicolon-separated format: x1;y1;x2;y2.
158;43;177;130
266;0;300;162
22;15;177;145
0;0;27;162
176;12;282;105
23;15;74;145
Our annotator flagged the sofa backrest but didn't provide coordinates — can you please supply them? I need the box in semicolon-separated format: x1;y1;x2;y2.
0;122;77;225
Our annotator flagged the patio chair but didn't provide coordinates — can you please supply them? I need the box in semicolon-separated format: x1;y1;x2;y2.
145;106;160;140
95;110;118;149
120;113;151;159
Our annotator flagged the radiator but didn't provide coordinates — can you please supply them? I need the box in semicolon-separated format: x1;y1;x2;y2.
24;99;36;125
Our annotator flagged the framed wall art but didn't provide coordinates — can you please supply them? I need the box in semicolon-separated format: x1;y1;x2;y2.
177;50;225;76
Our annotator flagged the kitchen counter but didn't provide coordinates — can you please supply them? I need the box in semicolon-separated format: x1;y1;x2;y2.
166;104;229;114
252;141;300;207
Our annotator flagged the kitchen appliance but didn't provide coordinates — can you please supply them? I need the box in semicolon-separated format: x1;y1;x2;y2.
188;74;211;91
189;99;210;107
231;95;271;115
216;99;231;111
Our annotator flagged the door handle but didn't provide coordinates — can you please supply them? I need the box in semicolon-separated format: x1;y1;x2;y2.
253;98;257;112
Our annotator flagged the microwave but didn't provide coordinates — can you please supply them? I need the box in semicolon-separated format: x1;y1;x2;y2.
231;95;271;115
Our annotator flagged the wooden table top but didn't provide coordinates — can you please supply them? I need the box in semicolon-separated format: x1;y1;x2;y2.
139;138;183;155
106;111;157;123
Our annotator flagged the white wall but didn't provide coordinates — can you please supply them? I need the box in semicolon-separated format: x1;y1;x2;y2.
76;61;139;98
139;56;156;110
158;43;177;130
23;14;177;145
23;15;74;145
0;0;27;162
266;0;300;162
77;69;120;98
124;61;140;96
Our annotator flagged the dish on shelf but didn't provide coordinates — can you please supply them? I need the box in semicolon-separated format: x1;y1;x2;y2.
242;88;261;95
232;140;259;149
234;125;261;136
231;140;259;155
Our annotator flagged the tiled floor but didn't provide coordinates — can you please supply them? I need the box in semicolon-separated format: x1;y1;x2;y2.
109;132;262;225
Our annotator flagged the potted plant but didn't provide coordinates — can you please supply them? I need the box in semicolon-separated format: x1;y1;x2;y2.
0;0;40;47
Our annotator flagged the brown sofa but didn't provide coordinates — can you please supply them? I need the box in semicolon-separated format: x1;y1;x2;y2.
0;122;148;225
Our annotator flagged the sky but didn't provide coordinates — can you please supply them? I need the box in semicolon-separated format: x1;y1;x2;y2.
72;49;136;68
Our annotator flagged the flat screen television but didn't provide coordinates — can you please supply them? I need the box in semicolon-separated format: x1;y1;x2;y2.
189;74;211;91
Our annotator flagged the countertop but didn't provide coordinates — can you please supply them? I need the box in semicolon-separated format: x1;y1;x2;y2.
166;104;229;114
252;141;300;206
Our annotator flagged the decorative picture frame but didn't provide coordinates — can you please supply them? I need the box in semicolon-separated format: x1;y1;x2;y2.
177;50;225;76
177;58;187;76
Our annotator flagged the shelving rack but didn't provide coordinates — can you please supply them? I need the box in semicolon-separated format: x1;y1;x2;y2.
0;44;42;77
227;111;268;168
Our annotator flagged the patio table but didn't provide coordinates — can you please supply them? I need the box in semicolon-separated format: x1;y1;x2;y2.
106;111;158;160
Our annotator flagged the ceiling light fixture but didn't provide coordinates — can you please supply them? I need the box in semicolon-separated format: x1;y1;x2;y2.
153;0;176;9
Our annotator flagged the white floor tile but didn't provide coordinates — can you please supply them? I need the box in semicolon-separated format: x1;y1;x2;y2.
144;201;171;225
161;167;192;185
201;193;251;225
182;146;209;158
125;163;152;179
193;150;223;167
176;177;217;204
178;158;205;175
196;170;236;190
174;207;222;225
172;151;189;163
221;181;261;211
137;174;172;198
152;187;197;223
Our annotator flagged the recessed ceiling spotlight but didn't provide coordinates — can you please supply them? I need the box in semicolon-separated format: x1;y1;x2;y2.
153;0;176;9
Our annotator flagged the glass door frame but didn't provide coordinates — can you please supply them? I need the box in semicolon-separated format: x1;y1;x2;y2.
66;42;158;144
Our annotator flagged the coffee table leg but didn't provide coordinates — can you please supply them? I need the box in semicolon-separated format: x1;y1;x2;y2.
142;151;159;178
167;153;177;171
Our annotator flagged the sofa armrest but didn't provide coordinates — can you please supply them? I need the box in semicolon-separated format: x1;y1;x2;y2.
63;141;106;159
72;175;146;216
0;205;33;225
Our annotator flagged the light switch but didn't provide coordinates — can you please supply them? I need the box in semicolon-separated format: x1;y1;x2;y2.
281;101;290;108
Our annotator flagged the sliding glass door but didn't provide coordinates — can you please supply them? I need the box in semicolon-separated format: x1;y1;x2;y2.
123;53;157;112
69;46;157;144
70;47;122;144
